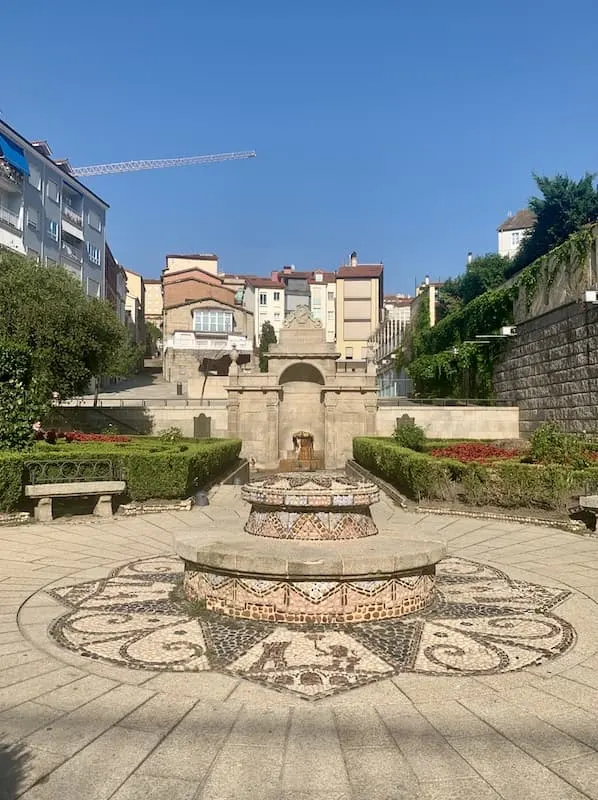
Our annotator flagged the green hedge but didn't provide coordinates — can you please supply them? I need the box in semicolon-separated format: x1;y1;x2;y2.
0;438;242;511
353;437;598;511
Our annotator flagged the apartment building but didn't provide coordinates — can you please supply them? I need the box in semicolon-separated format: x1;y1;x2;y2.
104;244;127;324
309;270;336;343
244;276;285;343
144;279;163;330
335;253;384;363
373;294;412;396
124;268;145;346
0;120;108;298
497;209;536;258
161;264;253;381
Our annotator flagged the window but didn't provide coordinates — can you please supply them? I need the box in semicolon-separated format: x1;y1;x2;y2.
192;309;234;333
46;179;59;203
345;347;353;360
47;219;58;240
273;291;280;302
87;242;101;265
46;256;57;267
259;292;267;305
274;312;280;320
328;291;334;301
29;165;41;191
87;278;100;298
87;210;102;232
511;231;520;247
27;247;40;262
27;208;38;231
327;310;334;318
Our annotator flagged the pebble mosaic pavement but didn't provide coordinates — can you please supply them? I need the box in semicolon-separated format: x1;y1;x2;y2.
47;555;574;700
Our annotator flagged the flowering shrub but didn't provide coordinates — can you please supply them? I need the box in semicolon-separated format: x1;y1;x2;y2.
428;443;518;463
32;427;131;444
64;431;131;443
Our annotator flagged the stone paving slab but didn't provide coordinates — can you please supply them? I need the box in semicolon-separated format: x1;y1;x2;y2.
1;492;598;798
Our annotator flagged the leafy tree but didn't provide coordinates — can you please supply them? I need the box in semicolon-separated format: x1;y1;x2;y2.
145;321;162;357
508;172;598;276
258;321;277;372
0;251;135;427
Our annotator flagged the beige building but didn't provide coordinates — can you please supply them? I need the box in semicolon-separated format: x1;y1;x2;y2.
124;268;145;345
335;253;383;362
164;253;219;276
144;279;163;330
309;270;336;342
497;209;536;258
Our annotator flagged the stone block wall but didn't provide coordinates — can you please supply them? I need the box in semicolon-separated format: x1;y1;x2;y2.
375;406;520;440
493;301;598;434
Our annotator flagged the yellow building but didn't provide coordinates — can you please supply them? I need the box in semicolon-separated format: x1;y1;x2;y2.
335;253;383;362
144;279;163;330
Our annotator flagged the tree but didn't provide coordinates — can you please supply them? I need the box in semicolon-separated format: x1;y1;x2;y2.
508;173;598;276
0;251;135;412
145;321;162;357
258;321;277;372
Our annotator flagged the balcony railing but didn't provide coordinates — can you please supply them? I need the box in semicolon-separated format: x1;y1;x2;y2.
62;204;83;227
0;160;24;192
61;240;83;263
0;204;21;230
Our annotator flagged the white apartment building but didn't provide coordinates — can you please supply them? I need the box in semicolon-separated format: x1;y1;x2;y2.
372;294;412;397
309;270;336;343
245;277;286;344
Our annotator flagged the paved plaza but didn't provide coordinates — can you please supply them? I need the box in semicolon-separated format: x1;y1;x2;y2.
2;486;598;799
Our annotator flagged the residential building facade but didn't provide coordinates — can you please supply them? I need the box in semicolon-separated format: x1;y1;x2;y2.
497;209;536;258
124;268;145;346
104;244;127;324
144;279;163;331
245;276;285;344
309;270;336;343
161;265;253;382
0;120;108;297
372;294;412;396
335;253;384;363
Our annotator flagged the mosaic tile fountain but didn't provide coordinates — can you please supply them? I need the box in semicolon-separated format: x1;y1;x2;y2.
175;474;447;624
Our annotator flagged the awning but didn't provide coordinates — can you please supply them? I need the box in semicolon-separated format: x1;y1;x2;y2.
0;133;30;176
62;219;84;241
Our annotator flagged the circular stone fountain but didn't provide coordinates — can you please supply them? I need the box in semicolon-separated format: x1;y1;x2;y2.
175;474;446;624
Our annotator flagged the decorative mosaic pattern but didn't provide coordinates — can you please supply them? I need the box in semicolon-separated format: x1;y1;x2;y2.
183;569;434;622
241;473;379;509
244;508;378;540
47;555;575;700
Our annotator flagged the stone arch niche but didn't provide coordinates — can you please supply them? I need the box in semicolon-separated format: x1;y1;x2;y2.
278;362;325;469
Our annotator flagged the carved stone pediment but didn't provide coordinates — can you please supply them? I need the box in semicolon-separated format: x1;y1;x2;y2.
282;305;322;329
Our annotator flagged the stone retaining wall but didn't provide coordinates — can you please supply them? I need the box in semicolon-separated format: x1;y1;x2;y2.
494;301;598;434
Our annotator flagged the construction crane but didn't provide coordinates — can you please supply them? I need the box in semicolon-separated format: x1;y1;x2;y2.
69;150;256;177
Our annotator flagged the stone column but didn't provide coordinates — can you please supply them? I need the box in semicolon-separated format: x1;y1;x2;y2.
227;391;241;439
364;392;378;436
265;391;280;469
324;391;339;468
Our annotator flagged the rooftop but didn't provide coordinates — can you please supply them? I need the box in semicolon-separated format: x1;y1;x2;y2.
337;264;383;278
497;208;537;232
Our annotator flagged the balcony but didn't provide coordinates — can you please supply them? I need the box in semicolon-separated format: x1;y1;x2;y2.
0;160;24;193
62;204;83;228
0;204;21;231
61;240;83;264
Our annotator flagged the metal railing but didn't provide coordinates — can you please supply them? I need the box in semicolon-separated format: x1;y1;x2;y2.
61;241;83;263
0;161;23;189
60;397;228;408
25;459;122;485
377;397;516;407
62;205;83;227
0;204;21;230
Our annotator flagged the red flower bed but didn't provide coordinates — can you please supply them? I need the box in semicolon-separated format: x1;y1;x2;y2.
428;443;519;463
63;431;131;443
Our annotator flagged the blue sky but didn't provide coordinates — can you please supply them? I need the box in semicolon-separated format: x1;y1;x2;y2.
3;0;597;293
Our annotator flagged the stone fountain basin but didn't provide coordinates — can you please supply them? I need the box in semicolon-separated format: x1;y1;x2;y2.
175;528;446;580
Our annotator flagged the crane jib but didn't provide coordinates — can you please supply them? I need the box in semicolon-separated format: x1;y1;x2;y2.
71;151;256;177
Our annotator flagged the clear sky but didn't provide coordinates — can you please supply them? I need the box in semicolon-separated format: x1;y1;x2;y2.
3;0;597;293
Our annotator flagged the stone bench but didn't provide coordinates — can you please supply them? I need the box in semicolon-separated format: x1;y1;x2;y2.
25;481;126;522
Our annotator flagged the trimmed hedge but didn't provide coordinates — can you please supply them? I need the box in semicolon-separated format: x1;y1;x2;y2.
0;438;242;511
353;437;598;511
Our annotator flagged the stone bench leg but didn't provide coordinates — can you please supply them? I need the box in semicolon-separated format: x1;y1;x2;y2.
34;497;53;523
94;495;114;518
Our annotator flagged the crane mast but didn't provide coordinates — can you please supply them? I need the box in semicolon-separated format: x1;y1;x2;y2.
71;150;256;177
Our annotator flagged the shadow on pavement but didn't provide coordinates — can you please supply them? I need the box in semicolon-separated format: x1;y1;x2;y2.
0;738;30;800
